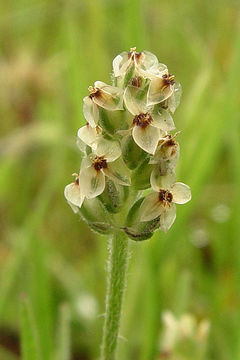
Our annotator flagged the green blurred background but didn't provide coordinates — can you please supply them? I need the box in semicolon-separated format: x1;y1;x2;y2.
0;0;240;359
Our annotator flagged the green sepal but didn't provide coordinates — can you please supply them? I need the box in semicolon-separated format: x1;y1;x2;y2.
122;135;148;170
123;64;135;88
99;108;128;136
132;156;153;190
78;198;112;234
124;198;160;241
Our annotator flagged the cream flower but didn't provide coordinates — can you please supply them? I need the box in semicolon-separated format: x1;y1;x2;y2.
147;70;176;106
64;174;84;213
123;85;175;154
77;123;102;152
140;173;191;231
83;81;123;127
79;138;130;199
112;47;160;79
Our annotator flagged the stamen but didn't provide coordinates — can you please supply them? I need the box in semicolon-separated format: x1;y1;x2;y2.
158;189;173;205
88;86;101;99
93;156;108;171
133;113;153;128
72;173;79;185
162;73;175;86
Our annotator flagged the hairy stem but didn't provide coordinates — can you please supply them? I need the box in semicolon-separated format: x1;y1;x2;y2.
100;230;129;360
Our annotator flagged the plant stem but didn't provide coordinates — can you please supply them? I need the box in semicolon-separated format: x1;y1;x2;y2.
100;230;129;360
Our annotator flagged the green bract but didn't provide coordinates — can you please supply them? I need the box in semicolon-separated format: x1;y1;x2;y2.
64;48;191;240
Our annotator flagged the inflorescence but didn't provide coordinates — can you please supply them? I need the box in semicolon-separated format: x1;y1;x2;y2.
64;47;191;240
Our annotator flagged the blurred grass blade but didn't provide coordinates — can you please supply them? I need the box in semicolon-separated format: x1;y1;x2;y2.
20;297;41;360
54;304;71;360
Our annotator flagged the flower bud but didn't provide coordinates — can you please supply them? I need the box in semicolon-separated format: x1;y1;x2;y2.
132;156;153;190
79;198;112;234
123;198;160;241
122;135;148;170
99;179;129;214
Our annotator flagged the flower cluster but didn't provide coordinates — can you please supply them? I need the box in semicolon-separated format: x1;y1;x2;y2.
64;48;191;240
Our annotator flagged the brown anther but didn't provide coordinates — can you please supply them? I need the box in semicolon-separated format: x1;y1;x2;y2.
162;73;175;86
72;173;79;185
128;47;142;62
93;156;107;171
88;86;101;99
133;113;153;128
158;189;173;205
130;76;142;88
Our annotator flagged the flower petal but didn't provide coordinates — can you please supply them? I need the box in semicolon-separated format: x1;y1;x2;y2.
64;183;84;208
151;171;176;190
147;77;174;106
140;192;163;222
95;138;121;162
77;124;101;149
112;52;131;77
80;166;105;198
132;125;160;154
123;85;148;115
171;182;191;204
93;82;123;111
151;108;175;132
160;204;176;232
104;157;131;186
83;96;99;127
167;81;182;113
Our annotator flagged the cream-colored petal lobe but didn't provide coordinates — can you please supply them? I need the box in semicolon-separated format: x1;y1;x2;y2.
112;52;130;77
123;86;148;115
95;138;121;162
83;96;99;127
160;204;176;232
104;158;131;186
155;173;176;189
80;166;105;199
171;182;191;204
67;201;79;214
150;167;162;192
151;108;175;131
167;82;182;113
147;77;174;106
132;125;160;154
140;192;163;222
77;124;99;148
93;82;123;111
64;183;84;208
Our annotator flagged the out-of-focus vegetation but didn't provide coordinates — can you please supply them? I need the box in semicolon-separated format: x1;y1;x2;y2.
0;0;240;359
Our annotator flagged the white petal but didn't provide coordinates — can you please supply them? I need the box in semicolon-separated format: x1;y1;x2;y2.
92;82;123;111
104;157;131;186
123;86;148;115
140;192;163;222
83;96;99;127
77;124;100;149
132;125;160;154
151;171;175;190
95;138;121;162
167;82;182;113
67;201;79;214
80;166;105;198
160;204;176;232
64;183;84;208
136;51;159;77
112;52;131;77
171;182;191;204
151;108;175;132
147;77;174;106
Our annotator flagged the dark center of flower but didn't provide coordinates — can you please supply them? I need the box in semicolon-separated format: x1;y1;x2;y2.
133;113;153;128
88;87;101;99
75;177;79;185
158;189;173;204
130;76;142;88
128;48;142;63
162;73;175;86
93;156;107;171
